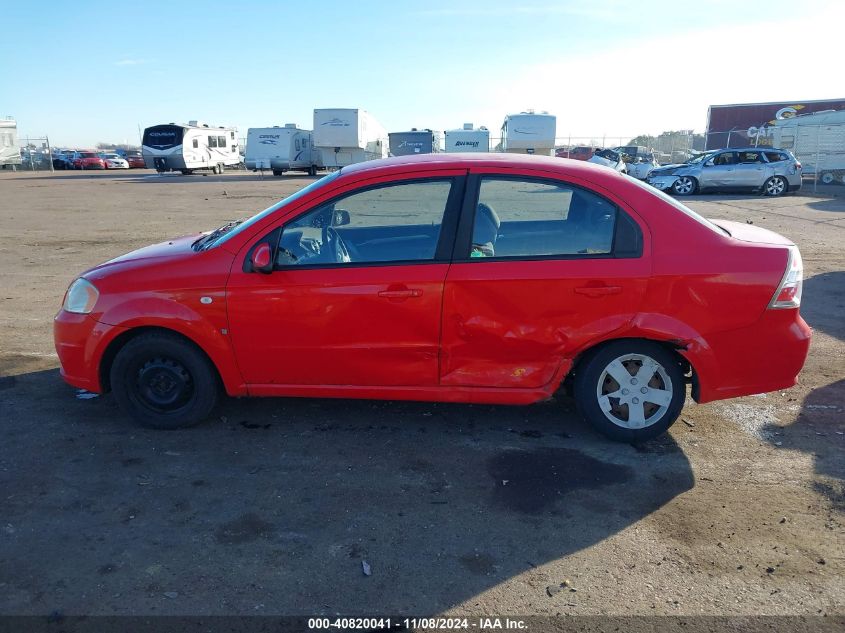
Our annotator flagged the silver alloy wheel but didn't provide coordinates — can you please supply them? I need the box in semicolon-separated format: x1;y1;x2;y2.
595;353;674;429
820;172;834;185
673;176;695;195
766;177;786;196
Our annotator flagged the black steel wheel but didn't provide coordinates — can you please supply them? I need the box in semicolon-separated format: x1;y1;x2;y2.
110;332;219;429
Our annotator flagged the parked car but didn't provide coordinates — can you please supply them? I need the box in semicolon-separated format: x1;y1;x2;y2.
588;148;627;173
52;153;75;170
625;153;660;180
99;153;129;169
73;151;105;170
54;154;810;442
556;146;596;161
125;151;146;168
647;148;801;196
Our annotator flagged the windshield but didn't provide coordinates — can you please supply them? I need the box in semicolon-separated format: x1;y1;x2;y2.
685;152;714;164
627;177;729;236
206;170;342;249
80;152;97;158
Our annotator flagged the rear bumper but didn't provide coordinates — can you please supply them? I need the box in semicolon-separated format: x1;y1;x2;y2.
53;310;126;393
684;309;811;403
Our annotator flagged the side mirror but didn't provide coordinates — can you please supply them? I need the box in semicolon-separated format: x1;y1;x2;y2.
251;242;273;274
333;209;350;226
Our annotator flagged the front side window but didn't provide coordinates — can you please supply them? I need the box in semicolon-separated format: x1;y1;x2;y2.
712;152;737;166
466;178;621;259
276;179;453;268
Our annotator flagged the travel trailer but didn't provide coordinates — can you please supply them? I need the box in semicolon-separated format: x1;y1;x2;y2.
388;129;440;156
500;111;557;156
0;118;21;168
313;108;387;168
142;121;240;174
245;124;321;176
766;109;845;184
444;124;490;153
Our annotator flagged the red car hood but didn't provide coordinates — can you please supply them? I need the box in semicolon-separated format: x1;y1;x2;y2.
710;219;795;246
83;234;204;278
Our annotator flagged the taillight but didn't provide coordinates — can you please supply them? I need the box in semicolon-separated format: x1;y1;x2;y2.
769;246;803;309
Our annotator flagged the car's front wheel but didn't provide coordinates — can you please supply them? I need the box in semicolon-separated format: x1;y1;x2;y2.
671;176;697;196
110;332;219;429
764;176;787;197
574;341;685;442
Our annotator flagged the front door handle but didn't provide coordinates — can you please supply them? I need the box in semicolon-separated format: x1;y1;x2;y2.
574;285;622;297
378;288;422;299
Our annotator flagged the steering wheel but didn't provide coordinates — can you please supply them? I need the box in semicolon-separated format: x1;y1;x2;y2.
322;226;351;264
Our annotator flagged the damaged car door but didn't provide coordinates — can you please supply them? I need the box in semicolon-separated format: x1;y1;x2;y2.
440;173;650;389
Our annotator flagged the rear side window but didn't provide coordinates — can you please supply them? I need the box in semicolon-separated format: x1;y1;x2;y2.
466;178;638;259
738;151;764;163
764;151;787;162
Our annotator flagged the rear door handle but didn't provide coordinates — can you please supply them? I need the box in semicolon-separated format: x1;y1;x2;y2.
574;285;622;297
378;288;422;299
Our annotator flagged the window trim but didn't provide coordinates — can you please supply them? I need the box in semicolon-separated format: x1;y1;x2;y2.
249;175;467;273
451;173;643;264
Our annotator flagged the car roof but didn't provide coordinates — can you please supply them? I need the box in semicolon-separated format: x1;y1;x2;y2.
338;152;627;182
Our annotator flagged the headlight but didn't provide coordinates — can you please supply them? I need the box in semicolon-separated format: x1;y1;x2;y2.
63;278;99;314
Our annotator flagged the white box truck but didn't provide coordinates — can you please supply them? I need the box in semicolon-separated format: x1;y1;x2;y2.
245;124;321;176
142;121;240;174
500;111;557;156
767;109;845;184
444;124;489;153
0;118;21;168
313;108;387;168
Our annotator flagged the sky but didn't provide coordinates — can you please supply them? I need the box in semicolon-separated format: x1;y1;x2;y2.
1;0;842;147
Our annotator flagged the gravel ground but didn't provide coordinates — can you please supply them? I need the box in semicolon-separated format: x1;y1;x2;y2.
0;170;842;627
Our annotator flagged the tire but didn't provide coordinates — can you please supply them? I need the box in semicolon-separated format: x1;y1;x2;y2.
272;169;283;177
180;169;191;175
573;340;686;442
218;163;224;174
109;332;219;429
671;176;697;196
764;176;787;197
309;164;317;176
819;171;834;185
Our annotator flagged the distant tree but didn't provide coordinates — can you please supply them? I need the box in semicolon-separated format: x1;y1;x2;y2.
627;134;658;147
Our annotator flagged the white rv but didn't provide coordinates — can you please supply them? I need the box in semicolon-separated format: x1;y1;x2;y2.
142;121;240;174
767;109;845;184
313;108;387;168
0;118;21;168
500;111;557;156
444;124;489;153
245;125;321;176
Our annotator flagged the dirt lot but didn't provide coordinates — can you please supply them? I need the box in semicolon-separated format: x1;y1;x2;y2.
0;170;843;625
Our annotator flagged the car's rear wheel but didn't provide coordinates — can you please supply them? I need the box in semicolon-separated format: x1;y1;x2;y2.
574;341;685;442
818;171;835;185
764;176;787;196
110;332;219;429
672;176;697;196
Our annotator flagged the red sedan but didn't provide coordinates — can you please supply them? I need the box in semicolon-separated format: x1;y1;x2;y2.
73;151;105;170
125;152;146;168
54;154;810;441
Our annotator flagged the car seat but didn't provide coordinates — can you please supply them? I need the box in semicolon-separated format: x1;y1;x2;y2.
472;203;501;257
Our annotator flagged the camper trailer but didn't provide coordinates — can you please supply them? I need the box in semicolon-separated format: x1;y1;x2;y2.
388;129;440;156
245;125;321;176
313;108;387;168
500;111;557;156
767;109;845;184
0;118;21;169
142;121;240;174
444;124;490;153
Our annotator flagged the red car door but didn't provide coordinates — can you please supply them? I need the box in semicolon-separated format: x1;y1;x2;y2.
226;173;465;388
440;171;651;389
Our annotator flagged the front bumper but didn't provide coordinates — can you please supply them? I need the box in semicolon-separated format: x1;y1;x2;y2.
54;310;126;392
646;175;678;191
